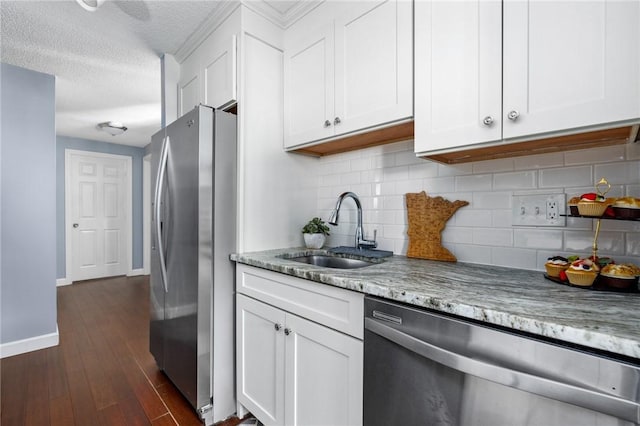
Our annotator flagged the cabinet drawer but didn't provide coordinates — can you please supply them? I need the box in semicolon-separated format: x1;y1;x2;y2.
236;265;363;339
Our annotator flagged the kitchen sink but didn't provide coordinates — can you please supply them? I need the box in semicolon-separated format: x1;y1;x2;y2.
288;255;375;269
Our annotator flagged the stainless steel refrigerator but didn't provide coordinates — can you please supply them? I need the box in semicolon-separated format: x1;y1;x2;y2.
150;105;236;425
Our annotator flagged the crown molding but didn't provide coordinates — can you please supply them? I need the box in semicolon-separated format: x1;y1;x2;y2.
241;0;323;29
173;0;241;63
172;0;322;63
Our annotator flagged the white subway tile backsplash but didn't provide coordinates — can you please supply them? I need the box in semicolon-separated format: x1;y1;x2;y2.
340;171;361;185
451;244;493;264
626;141;640;160
383;195;405;210
491;247;538;270
423;177;456;193
383;165;409;181
408;162;438;179
472;228;513;246
626;233;640;256
395;150;422;166
372;153;396;169
564;145;625;165
455;174;493;192
437;163;473;177
493;171;537;190
472;158;514;174
383;224;407;239
627;184;640;196
373;181;394;196
564;230;625;255
514;229;563;250
472;192;512;209
314;144;639;267
595;161;640;185
395;179;424;194
361;169;384;183
514;152;564;170
539;166;592;188
441;227;473;244
492;210;512;227
350;157;372;172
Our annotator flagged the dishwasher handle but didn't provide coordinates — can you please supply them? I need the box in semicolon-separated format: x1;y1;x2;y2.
365;317;640;424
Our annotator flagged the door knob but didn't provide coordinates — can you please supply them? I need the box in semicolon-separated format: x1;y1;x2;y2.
507;110;520;121
324;120;332;128
73;223;79;228
482;116;494;126
334;117;341;125
274;323;282;331
284;328;291;336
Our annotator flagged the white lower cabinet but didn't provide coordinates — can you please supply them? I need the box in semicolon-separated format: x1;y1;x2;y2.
236;265;363;426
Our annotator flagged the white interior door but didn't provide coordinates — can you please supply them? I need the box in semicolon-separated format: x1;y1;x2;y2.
66;150;131;282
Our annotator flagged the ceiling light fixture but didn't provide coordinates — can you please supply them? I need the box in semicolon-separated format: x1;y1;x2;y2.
76;0;106;12
98;121;128;136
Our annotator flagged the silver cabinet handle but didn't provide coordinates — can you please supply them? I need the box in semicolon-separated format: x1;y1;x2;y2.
274;323;282;331
507;110;520;121
334;117;341;125
154;136;170;293
365;318;640;423
324;120;332;128
73;223;79;228
284;328;291;336
482;116;494;126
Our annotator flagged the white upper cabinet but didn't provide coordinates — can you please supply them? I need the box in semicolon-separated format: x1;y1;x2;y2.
284;0;413;149
415;0;640;155
284;24;335;145
178;21;238;117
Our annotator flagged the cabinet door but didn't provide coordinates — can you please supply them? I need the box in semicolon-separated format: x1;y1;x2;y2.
284;24;335;148
203;35;237;110
503;0;640;139
334;0;413;137
414;0;502;154
178;72;200;118
236;294;286;426
284;313;363;426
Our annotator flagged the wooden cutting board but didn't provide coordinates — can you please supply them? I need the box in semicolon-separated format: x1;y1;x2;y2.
406;191;469;262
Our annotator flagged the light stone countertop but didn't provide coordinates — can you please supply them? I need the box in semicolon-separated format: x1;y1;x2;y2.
232;247;640;360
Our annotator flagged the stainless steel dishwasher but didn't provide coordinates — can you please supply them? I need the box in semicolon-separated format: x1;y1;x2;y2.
364;296;640;426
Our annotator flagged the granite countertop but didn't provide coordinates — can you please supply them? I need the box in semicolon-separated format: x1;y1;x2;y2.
232;247;640;360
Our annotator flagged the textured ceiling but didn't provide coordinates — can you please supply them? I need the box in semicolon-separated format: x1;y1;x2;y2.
0;0;228;147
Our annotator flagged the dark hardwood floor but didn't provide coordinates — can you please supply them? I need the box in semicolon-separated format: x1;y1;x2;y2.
1;275;247;426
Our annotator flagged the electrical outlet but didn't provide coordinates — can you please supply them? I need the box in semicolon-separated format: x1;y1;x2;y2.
512;194;566;227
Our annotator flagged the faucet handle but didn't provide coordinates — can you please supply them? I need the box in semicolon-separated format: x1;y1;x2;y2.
359;229;378;249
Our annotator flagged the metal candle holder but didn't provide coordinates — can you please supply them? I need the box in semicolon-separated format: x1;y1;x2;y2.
591;177;611;260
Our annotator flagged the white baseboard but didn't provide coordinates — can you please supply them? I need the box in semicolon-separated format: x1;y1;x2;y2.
56;277;72;287
127;268;146;277
0;326;59;359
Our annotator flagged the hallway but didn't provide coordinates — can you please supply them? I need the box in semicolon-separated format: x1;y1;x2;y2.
1;276;242;425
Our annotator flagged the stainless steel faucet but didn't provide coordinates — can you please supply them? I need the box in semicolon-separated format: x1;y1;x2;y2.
328;192;377;250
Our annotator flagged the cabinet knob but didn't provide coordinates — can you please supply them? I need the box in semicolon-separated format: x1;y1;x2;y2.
284;328;291;336
482;116;494;126
274;323;282;331
507;110;520;121
324;120;332;128
334;117;341;125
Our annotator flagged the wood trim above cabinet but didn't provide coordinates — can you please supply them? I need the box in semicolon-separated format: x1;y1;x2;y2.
421;125;639;165
288;120;414;157
287;121;638;163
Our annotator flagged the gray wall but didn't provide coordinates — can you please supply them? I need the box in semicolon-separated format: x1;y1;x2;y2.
1;63;57;344
56;136;145;279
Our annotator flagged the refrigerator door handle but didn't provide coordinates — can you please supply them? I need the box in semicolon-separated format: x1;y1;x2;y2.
154;135;170;293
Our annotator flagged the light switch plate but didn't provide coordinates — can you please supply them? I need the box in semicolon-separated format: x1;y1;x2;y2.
512;194;566;227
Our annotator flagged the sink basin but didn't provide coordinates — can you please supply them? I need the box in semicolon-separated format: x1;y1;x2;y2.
288;255;375;269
